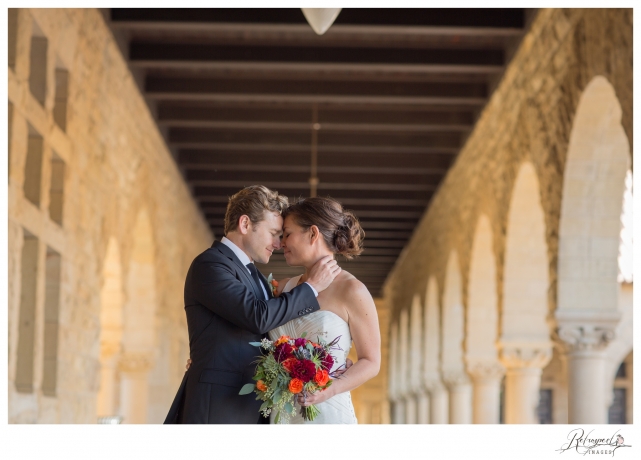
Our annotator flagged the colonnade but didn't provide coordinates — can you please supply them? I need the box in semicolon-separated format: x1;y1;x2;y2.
387;77;633;425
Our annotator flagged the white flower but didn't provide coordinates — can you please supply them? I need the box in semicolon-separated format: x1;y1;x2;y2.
260;338;273;349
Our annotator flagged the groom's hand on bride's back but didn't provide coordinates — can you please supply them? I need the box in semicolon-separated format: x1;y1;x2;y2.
306;255;341;293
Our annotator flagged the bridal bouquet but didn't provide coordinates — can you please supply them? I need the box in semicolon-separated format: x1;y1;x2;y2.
239;333;341;423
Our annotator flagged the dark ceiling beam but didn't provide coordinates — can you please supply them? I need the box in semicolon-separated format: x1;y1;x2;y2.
146;67;495;84
193;180;436;192
183;163;448;176
147;91;487;107
172;142;459;155
146;77;487;98
186;170;442;186
110;22;523;51
194;187;431;200
196;195;430;207
158;120;472;133
147;78;488;98
362;240;408;248
130;42;504;66
168;129;463;149
178;149;455;169
157;105;476;125
158;104;475;132
111;8;525;28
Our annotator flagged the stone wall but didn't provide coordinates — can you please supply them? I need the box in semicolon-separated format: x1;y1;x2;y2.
383;8;632;324
8;8;212;423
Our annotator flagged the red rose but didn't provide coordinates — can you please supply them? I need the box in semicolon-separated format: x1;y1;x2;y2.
314;369;330;386
288;378;303;394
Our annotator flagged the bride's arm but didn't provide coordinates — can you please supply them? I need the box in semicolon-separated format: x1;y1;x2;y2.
298;280;380;406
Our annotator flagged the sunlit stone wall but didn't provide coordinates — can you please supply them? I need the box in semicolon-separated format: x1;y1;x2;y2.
8;8;212;423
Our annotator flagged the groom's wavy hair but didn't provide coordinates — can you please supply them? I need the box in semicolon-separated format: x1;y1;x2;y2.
224;185;289;235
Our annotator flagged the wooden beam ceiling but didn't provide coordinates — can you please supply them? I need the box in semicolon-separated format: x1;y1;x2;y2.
108;8;527;296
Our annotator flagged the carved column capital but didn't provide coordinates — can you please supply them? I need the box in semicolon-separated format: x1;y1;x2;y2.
499;343;552;370
442;370;471;390
119;352;154;373
556;324;616;353
423;378;446;396
466;360;506;382
554;310;620;354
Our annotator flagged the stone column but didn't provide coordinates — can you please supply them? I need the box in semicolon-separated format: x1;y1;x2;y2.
96;352;119;417
467;361;505;424
393;398;406;424
417;389;430;424
443;371;472;424
500;345;551;424
426;381;449;424
558;323;617;424
119;352;153;424
404;394;417;424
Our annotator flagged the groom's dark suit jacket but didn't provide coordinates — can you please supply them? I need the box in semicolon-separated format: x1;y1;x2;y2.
164;240;319;424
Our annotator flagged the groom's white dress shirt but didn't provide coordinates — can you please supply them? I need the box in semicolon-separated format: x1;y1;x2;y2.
220;237;318;299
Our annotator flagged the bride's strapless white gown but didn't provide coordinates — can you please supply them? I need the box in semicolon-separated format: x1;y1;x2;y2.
268;275;357;424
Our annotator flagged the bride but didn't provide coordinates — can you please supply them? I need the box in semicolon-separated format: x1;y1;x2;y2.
270;197;381;424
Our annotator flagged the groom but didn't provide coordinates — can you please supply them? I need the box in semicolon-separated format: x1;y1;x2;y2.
164;185;341;424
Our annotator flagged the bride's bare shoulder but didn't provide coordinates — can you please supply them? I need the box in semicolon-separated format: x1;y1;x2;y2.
336;271;372;304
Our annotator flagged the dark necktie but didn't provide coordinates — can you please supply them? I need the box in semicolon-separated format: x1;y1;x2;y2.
246;263;267;300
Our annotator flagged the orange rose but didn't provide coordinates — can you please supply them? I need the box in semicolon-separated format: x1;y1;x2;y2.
256;380;267;392
275;335;290;346
288;378;304;394
314;369;330;386
282;357;297;373
271;279;279;287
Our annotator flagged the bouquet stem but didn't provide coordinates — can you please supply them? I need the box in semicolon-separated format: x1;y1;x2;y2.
301;404;321;421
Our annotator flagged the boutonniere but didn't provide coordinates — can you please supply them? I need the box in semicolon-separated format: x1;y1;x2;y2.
267;273;279;296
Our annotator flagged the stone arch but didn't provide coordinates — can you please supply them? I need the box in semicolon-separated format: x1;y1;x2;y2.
466;214;503;423
607;351;633;424
604;170;633;421
557;75;630;320
467;215;499;362
423;276;448;423
441;251;472;423
120;209;158;424
96;237;124;419
556;76;631;424
500;161;552;424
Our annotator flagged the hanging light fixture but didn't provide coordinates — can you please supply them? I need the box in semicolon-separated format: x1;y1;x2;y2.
301;8;342;35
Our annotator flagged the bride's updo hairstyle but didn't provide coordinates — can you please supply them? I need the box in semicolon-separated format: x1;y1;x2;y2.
283;197;365;259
